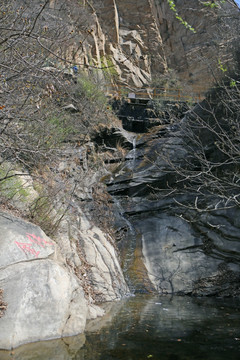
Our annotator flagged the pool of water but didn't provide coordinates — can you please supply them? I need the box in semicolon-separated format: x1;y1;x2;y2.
1;295;240;360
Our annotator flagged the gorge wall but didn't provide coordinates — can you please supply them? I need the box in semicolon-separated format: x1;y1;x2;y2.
72;0;239;89
107;101;240;296
32;0;239;89
1;0;240;350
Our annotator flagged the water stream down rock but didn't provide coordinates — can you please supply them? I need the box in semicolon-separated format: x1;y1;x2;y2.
107;101;240;296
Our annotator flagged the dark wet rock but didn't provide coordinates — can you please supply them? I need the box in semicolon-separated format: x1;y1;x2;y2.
108;129;188;197
91;126;134;151
107;99;240;297
112;98;189;133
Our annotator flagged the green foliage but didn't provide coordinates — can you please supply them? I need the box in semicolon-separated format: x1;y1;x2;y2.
77;72;107;107
230;79;237;87
167;0;196;33
100;55;119;81
29;195;56;236
167;0;226;33
46;115;74;147
29;177;66;237
0;166;30;203
201;1;225;8
218;59;227;73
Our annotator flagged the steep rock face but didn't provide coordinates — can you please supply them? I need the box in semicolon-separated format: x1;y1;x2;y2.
151;0;240;89
107;103;240;296
90;0;167;87
56;209;129;304
85;0;239;89
46;145;129;304
11;1;239;90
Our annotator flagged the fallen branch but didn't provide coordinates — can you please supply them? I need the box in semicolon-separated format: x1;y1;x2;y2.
0;289;7;318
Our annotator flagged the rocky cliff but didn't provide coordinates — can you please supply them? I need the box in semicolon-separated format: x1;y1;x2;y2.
0;0;240;350
26;0;239;90
75;0;239;89
107;86;240;296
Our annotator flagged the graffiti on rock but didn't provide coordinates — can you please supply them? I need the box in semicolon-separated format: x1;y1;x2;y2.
26;233;54;247
15;241;40;258
15;233;54;258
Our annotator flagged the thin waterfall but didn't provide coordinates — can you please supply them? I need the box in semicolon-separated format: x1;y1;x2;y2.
132;136;136;162
113;198;137;293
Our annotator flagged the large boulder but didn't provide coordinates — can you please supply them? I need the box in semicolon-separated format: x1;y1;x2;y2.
0;212;88;350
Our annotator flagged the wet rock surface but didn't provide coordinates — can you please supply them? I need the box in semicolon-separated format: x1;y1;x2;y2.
107;100;240;296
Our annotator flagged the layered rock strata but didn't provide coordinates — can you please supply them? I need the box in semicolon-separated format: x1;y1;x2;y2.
34;0;240;90
107;98;240;296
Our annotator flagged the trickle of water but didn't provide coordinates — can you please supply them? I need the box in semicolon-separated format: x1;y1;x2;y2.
132;136;136;162
113;198;137;293
124;134;137;164
113;198;136;236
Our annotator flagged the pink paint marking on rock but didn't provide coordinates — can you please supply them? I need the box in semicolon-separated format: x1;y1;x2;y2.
26;233;54;248
14;234;54;258
15;241;40;258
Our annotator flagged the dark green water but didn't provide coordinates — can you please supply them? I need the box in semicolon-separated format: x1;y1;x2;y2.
1;295;240;360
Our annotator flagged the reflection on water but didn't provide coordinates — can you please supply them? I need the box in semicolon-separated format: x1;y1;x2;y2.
1;295;240;360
